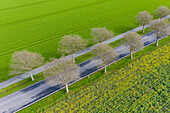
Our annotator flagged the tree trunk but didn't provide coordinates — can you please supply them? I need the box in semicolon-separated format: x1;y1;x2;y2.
72;54;75;63
130;51;133;59
156;38;159;47
29;71;34;81
104;64;107;73
65;83;69;93
142;25;145;33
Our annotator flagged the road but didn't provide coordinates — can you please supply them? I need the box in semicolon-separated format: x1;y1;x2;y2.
0;14;169;90
0;30;168;113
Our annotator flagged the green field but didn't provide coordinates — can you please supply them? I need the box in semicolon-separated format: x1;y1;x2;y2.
44;43;170;112
0;0;169;82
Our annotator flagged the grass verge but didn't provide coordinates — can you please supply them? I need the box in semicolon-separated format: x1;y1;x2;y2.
137;27;151;35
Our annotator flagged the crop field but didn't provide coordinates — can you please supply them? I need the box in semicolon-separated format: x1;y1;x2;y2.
44;43;170;113
0;0;169;82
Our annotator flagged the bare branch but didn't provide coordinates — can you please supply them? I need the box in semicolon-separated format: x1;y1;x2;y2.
91;27;114;43
150;19;168;38
136;11;153;33
44;57;80;92
149;19;168;46
124;32;144;59
58;34;87;62
155;6;170;18
92;44;118;73
10;50;45;81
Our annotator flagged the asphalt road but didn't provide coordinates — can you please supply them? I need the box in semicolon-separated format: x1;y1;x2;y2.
0;31;168;113
0;14;169;90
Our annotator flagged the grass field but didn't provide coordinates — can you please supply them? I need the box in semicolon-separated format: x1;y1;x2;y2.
43;43;170;112
0;0;169;82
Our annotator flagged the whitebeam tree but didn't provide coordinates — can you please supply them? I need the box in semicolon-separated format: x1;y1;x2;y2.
136;11;153;33
149;19;168;47
91;27;114;43
44;57;80;93
92;44;118;73
10;50;45;81
124;32;144;59
155;6;170;18
58;34;86;63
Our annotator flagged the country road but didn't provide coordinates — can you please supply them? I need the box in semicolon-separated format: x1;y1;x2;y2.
0;30;168;113
0;14;169;90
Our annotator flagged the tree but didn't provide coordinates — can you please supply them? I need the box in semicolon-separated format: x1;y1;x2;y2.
124;32;144;59
136;11;153;33
10;50;45;81
44;57;80;93
91;27;114;43
168;25;170;35
155;6;170;18
92;44;118;73
58;34;86;63
149;19;168;46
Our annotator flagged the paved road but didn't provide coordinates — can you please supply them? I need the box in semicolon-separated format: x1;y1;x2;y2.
0;31;168;113
0;15;169;90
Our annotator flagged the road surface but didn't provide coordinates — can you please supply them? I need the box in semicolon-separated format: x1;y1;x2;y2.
0;30;168;113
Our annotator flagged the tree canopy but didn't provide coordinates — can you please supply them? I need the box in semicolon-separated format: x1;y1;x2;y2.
91;27;114;43
10;50;45;81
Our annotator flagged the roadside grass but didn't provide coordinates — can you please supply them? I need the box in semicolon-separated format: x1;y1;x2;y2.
137;27;151;35
19;36;169;113
0;0;169;82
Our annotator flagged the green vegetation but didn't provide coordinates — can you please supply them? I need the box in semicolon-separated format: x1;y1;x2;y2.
137;27;151;35
43;41;170;112
2;36;168;100
0;0;169;82
19;36;169;113
0;73;45;99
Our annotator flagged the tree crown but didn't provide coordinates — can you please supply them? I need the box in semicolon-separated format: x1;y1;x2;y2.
149;19;168;38
124;32;144;52
136;11;153;25
58;34;86;54
10;50;44;75
92;44;118;65
44;57;80;84
91;27;114;43
155;6;170;18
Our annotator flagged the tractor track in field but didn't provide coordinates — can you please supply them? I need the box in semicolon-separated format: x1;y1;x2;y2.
0;0;159;27
0;1;166;59
0;0;56;11
0;0;112;12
